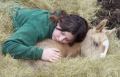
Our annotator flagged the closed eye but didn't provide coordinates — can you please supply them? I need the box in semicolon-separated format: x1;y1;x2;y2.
61;32;65;36
93;41;99;47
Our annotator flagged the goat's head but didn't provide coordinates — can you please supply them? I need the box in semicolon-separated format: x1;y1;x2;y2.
80;19;115;58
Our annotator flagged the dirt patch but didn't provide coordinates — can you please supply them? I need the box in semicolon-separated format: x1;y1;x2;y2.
91;0;120;39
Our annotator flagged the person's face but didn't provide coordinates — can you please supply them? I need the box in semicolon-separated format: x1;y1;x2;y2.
52;23;74;44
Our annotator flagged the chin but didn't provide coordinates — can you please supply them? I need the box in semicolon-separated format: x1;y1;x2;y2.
52;36;57;41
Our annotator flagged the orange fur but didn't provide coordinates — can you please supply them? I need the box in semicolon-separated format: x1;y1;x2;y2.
37;39;81;57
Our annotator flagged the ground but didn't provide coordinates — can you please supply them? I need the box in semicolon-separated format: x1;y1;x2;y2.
0;0;120;77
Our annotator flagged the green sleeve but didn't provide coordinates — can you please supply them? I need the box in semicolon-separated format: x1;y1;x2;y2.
2;41;43;60
2;8;54;60
2;21;44;60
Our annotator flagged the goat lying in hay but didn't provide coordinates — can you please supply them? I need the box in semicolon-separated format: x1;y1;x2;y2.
37;19;116;59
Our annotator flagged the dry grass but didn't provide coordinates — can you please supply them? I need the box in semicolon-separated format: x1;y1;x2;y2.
0;0;120;77
0;0;100;42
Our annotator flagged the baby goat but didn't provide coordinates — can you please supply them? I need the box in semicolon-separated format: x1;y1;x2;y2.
37;19;114;58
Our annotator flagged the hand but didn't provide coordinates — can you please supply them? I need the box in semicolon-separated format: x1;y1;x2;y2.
41;48;61;62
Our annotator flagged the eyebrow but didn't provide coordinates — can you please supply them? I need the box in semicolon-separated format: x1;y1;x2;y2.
55;27;63;31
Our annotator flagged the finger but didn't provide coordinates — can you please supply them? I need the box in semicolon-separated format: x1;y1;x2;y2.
53;51;62;57
53;54;62;59
50;48;60;52
50;56;61;62
49;53;62;62
49;58;58;62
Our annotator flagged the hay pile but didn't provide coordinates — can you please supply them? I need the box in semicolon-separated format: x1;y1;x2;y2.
0;0;120;77
97;0;120;28
92;0;120;39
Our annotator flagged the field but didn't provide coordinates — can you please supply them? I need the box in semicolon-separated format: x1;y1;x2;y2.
0;0;120;77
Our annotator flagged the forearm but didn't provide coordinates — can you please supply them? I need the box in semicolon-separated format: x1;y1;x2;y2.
2;40;43;60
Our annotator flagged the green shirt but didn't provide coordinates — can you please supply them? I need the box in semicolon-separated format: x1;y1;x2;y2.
2;8;55;60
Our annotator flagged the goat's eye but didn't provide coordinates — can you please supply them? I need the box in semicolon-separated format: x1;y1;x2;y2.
93;41;99;47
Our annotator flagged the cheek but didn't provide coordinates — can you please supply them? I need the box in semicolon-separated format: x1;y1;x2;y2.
52;29;60;39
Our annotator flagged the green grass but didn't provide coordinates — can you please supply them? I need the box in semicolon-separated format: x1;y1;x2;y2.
0;0;120;77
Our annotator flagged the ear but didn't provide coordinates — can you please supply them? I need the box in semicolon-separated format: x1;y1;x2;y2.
103;28;117;35
96;19;108;32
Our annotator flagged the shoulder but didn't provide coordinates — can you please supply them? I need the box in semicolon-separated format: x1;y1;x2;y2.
17;8;50;16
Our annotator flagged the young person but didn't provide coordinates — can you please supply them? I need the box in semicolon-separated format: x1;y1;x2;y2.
2;8;88;62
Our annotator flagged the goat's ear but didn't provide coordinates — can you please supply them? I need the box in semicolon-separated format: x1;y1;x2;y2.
103;28;117;35
96;19;108;32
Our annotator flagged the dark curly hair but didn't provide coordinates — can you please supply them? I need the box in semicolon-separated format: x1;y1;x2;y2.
50;10;88;44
